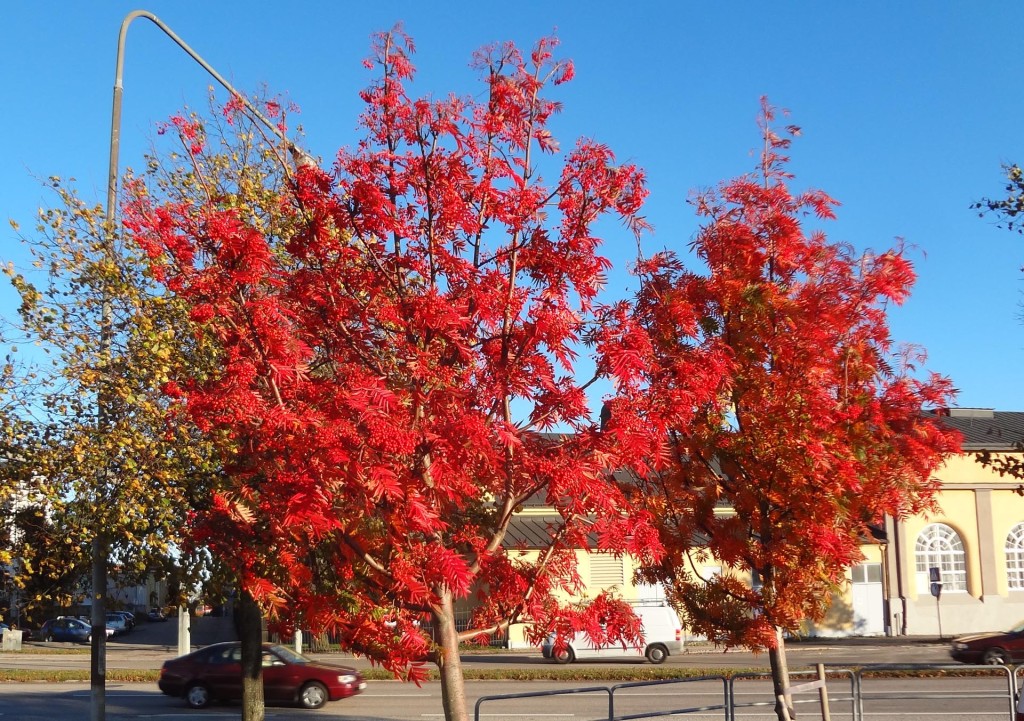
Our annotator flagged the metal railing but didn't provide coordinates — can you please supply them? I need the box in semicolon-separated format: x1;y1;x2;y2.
610;677;730;721
729;667;856;721
471;663;1020;721
854;663;1015;721
475;685;614;721
474;677;732;721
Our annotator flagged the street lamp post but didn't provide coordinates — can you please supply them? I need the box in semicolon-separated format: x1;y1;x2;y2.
93;11;309;721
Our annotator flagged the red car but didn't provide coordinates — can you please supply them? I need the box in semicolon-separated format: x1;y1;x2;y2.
158;642;366;710
950;620;1024;664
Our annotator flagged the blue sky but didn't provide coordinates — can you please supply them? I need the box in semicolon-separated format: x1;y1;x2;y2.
3;1;1023;410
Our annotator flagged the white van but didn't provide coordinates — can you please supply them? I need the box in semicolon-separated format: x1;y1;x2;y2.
541;604;683;664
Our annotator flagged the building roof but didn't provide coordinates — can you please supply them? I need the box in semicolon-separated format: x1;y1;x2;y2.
926;408;1024;451
503;515;599;549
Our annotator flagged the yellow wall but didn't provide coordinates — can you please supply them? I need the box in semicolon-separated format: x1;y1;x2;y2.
905;489;979;599
935;453;993;485
892;450;1024;635
497;450;1024;642
903;452;1024;600
991;494;1024;596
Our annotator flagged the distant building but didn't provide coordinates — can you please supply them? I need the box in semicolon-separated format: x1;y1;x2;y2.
877;408;1024;637
0;476;43;625
491;409;1024;645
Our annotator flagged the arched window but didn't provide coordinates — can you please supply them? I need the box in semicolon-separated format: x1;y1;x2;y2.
915;523;966;593
1006;523;1024;590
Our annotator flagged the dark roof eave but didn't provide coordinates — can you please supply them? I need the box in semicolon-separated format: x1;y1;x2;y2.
959;442;1022;452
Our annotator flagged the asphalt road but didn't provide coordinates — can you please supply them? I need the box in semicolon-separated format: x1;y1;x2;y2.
0;676;1015;721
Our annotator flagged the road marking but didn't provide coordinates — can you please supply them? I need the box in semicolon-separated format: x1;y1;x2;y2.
135;714;290;719
136;715;242;719
364;693;434;696
70;692;155;697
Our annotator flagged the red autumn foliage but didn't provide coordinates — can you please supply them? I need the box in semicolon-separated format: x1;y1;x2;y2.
125;30;664;715
607;99;960;720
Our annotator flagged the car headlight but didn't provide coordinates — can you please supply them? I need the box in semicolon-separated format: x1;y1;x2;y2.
338;674;357;684
952;642;968;651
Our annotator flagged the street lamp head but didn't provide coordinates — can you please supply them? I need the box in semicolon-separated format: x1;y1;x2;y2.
289;145;317;171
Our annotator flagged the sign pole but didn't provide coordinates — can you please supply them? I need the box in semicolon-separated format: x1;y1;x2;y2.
929;567;943;639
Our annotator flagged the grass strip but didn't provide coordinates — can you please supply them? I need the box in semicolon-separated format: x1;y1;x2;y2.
0;669;161;683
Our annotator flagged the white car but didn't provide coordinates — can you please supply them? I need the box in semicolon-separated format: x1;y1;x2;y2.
105;614;130;635
541;604;683;664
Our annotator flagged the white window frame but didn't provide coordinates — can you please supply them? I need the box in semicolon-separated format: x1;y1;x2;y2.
1006;523;1024;590
915;523;967;593
852;562;882;584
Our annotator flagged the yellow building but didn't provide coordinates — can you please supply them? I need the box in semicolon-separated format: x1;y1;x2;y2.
497;409;1024;644
493;497;679;649
806;408;1024;637
879;408;1024;637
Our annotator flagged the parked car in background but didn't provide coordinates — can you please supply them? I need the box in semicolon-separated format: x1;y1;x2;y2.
148;607;168;622
39;617;114;643
158;642;366;710
105;613;130;635
117;611;136;629
950;620;1024;664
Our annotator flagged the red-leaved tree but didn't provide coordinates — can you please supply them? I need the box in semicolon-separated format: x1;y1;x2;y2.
125;30;665;721
607;100;962;721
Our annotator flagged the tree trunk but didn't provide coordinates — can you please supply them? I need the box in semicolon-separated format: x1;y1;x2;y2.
768;625;795;721
434;589;469;721
237;589;265;721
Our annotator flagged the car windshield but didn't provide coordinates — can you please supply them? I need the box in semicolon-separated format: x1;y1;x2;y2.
269;645;310;665
1008;620;1024;633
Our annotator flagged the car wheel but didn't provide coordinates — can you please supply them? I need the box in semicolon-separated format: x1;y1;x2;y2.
86;634;92;644
45;634;54;642
982;648;1009;665
299;681;329;710
645;644;668;664
185;682;212;709
553;647;575;664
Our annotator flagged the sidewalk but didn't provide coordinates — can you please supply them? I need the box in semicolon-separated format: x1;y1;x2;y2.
0;631;949;673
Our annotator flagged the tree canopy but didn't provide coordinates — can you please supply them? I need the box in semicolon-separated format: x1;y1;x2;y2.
3;174;220;620
125;31;662;721
611;100;961;721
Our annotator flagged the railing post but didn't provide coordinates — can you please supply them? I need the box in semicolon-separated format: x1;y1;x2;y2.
816;663;832;721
